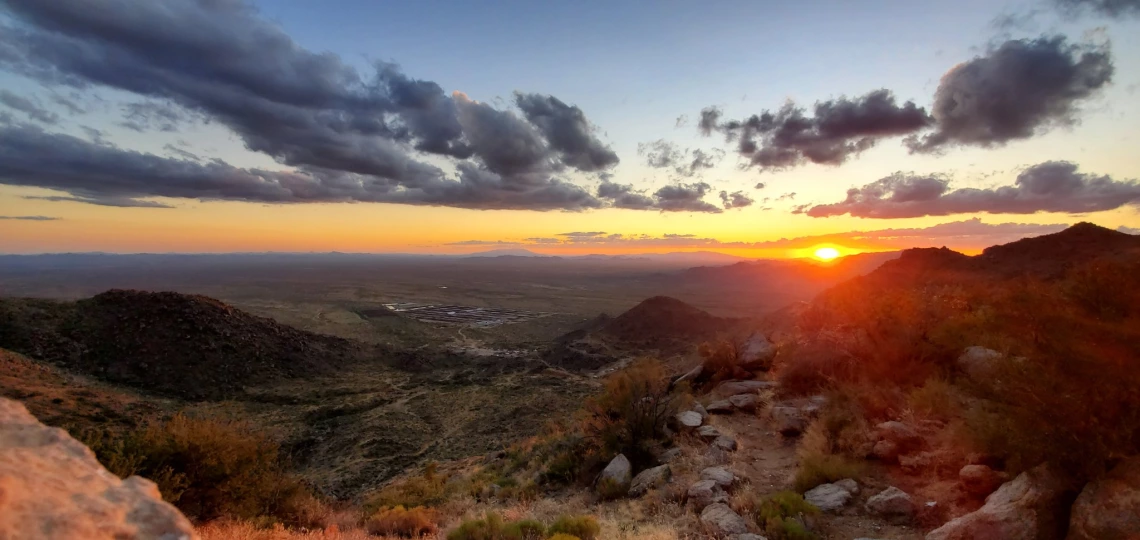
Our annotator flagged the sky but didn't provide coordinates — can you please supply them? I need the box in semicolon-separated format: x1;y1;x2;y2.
1;0;1139;258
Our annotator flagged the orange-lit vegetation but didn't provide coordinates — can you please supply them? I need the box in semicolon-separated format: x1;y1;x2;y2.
780;251;1140;482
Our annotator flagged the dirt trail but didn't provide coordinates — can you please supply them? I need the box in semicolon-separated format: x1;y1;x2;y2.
706;411;925;539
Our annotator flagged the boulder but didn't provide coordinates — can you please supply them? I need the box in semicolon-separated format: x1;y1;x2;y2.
700;502;750;536
707;400;735;414
687;479;727;509
865;486;916;518
0;398;198;540
926;465;1076;540
872;439;901;462
738;333;777;370
658;447;683;464
714;380;778;397
958;346;1002;381
729;394;759;412
770;406;807;436
713;435;738;452
876;421;923;451
960;464;1005;498
675;411;703;431
597;454;632;497
697;425;722;441
694;402;710;420
804;482;853;512
1068;457;1140;540
835;478;860;495
628;464;671;497
700;466;736;489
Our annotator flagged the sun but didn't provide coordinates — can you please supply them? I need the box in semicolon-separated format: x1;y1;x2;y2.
814;247;840;261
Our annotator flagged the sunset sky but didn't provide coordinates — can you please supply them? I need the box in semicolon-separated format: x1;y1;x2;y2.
1;0;1139;258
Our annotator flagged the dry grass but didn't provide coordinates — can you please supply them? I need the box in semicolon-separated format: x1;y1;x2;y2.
197;521;374;540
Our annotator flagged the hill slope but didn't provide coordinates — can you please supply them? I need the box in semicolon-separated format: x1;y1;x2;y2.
0;290;359;400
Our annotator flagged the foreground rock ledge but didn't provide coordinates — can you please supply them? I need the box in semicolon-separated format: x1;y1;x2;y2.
0;397;198;540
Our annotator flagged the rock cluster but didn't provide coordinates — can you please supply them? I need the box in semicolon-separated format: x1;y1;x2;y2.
0;398;198;540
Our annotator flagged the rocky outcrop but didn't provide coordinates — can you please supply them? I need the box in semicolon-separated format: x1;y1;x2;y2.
687;479;727;509
804;482;854;512
958;346;1002;382
960;464;1005;498
926;465;1076;540
728;394;759;412
0;398;197;540
1068;457;1140;540
700;502;749;535
865;486;916;518
738;333;777;370
628;464;671;497
597;454;632;498
714;380;777;397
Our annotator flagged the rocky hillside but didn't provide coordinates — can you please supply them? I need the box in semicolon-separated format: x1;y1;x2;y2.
0;290;360;400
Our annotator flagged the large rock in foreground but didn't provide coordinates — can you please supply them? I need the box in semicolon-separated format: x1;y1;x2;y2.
926;465;1075;540
597;454;632;498
700;502;749;535
737;333;777;370
0;398;197;540
1068;457;1140;540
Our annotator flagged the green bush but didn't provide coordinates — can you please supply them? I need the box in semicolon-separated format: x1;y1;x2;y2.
78;413;312;524
737;491;819;540
547;515;600;540
446;513;552;540
792;452;865;493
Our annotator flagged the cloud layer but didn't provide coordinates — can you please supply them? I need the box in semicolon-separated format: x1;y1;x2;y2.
699;36;1113;171
448;218;1070;253
0;0;636;211
804;161;1140;218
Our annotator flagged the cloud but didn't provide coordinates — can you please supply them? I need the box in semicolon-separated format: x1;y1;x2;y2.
450;219;1071;252
558;231;607;237
0;0;626;212
637;140;724;177
652;182;723;213
0;215;60;220
1054;0;1140;18
700;90;932;172
119;101;196;132
24;195;175;208
0;90;58;124
907;36;1113;152
514;92;618;171
1118;226;1140;235
719;190;754;209
754;182;766;190
805;161;1140;218
163;143;201;161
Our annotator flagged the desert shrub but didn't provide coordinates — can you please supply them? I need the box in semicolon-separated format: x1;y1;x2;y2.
366;462;453;512
79;414;312;524
546;515;600;540
792;450;865;493
579;358;679;470
446;513;552;540
365;505;439;537
697;340;751;385
198;520;374;540
907;376;962;422
799;391;872;459
735;491;819;540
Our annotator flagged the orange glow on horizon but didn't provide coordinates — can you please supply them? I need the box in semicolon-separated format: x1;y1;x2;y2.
813;247;841;260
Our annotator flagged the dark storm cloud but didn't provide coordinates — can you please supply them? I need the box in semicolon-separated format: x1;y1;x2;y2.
0;124;607;211
805;161;1140;218
119;101;195;133
701;90;932;172
515;92;619;171
907;36;1113;152
0;0;624;211
719;190;754;209
1054;0;1140;18
0;90;58;124
0;215;61;220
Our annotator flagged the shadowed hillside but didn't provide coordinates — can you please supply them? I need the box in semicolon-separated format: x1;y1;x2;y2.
0;290;360;400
